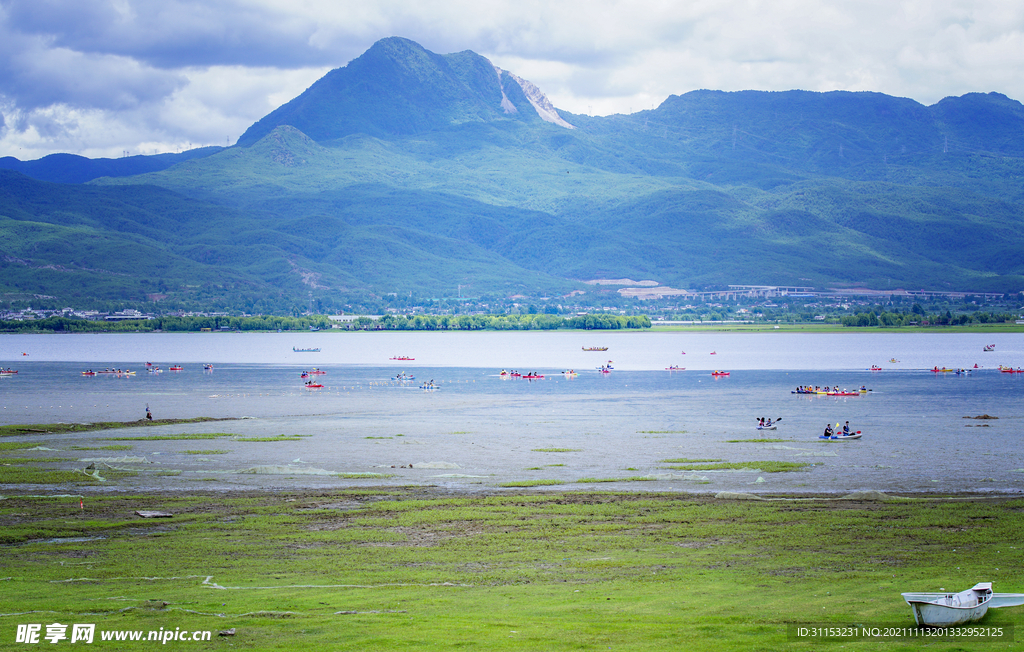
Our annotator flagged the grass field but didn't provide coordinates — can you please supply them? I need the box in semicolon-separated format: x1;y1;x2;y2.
2;489;1021;650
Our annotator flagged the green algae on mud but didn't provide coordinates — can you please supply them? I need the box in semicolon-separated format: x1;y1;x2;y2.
0;417;234;438
1;489;1023;651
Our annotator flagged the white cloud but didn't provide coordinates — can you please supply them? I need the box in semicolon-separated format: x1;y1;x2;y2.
2;0;1024;158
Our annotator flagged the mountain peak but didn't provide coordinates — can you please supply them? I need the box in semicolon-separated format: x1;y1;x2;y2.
237;38;572;146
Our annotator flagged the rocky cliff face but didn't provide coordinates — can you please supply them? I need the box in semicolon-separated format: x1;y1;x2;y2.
496;67;574;129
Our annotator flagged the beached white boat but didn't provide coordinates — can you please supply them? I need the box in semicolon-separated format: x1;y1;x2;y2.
902;582;1024;626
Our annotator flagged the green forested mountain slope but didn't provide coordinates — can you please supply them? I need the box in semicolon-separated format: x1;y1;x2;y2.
4;37;1024;310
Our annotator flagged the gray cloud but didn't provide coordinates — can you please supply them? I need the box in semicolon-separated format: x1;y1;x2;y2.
1;0;1023;158
3;0;335;68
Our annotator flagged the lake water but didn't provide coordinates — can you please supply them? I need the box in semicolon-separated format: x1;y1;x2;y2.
1;331;1022;495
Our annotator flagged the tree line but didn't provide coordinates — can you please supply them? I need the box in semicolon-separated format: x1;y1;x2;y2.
0;313;651;333
840;310;1016;327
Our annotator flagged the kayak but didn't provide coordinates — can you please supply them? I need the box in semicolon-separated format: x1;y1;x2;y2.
756;425;777;430
819;432;862;440
827;391;860;396
711;372;730;376
304;382;324;388
665;366;685;371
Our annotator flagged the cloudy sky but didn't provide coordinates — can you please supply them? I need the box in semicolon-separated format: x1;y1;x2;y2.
2;0;1023;160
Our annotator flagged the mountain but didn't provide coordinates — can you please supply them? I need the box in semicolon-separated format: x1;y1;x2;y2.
238;37;573;145
2;37;1024;312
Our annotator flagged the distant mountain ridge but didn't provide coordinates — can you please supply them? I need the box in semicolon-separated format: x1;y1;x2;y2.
2;37;1024;312
0;147;222;184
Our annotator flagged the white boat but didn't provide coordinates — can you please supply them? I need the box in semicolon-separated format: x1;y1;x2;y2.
901;582;1024;626
903;583;991;626
818;432;861;440
902;583;1024;626
756;425;777;430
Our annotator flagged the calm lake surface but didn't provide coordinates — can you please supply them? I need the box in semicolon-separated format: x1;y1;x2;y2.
1;331;1022;495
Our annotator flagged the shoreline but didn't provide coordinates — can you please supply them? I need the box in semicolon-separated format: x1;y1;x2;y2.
3;322;1023;335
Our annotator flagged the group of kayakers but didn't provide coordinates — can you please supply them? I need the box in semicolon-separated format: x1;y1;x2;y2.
82;368;134;376
500;370;544;378
757;417;775;428
794;385;867;394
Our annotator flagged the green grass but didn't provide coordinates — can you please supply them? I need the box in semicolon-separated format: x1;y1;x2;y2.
726;438;790;443
498;479;566;487
576;476;658;483
1;489;1022;650
334;473;396;479
234;435;305;442
67;444;134;451
662;461;811;473
0;418;229;438
103;433;236;441
531;448;581;453
0;457;72;464
660;458;723;463
182;449;230;455
0;442;39;451
0;467;101;483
